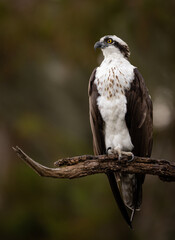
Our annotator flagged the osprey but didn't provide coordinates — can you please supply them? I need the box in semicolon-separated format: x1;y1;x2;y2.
88;35;153;228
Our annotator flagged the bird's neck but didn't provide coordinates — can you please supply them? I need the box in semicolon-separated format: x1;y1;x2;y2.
101;52;128;68
102;48;124;60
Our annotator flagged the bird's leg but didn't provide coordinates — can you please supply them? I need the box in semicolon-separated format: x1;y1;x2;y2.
121;151;134;162
106;147;122;159
106;147;120;157
113;147;122;160
114;147;134;162
106;147;134;162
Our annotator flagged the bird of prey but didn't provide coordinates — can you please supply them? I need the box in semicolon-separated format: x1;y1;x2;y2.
88;35;153;228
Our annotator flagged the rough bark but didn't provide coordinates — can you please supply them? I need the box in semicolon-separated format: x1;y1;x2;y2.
13;146;175;181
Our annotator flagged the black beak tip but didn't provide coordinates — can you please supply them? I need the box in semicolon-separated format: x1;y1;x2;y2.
94;41;102;50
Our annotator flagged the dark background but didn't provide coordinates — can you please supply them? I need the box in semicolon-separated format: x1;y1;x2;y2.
0;0;175;239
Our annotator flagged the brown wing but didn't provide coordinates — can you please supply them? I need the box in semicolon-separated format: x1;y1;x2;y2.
88;68;106;155
88;68;132;228
125;68;153;158
124;68;153;209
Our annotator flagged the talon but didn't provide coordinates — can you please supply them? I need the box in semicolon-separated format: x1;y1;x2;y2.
127;153;134;162
106;147;112;155
121;151;134;162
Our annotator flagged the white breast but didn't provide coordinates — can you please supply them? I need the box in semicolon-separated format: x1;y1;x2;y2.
95;56;135;152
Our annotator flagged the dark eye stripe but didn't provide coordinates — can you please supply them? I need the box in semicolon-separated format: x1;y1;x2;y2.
114;41;130;58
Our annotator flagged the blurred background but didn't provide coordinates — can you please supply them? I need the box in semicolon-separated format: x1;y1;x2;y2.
0;0;175;239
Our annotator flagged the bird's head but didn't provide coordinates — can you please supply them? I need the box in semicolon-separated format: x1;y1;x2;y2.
94;35;130;59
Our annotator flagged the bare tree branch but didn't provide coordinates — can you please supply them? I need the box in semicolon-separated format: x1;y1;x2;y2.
13;146;175;181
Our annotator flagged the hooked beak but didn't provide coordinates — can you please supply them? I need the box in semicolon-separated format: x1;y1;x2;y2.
94;41;105;50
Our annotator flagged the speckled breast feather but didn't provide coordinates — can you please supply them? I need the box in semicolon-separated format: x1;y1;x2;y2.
95;58;135;99
94;56;135;151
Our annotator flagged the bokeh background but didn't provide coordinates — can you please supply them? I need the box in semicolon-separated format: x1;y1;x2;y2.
0;0;175;239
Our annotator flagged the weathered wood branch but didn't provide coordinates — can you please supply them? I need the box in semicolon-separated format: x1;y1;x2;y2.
13;146;175;181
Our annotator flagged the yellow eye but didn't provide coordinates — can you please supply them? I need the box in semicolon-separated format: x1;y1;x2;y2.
107;38;113;44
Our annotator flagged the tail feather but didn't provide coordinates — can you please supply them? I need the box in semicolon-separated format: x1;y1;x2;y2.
130;209;135;222
120;173;144;211
107;172;132;229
